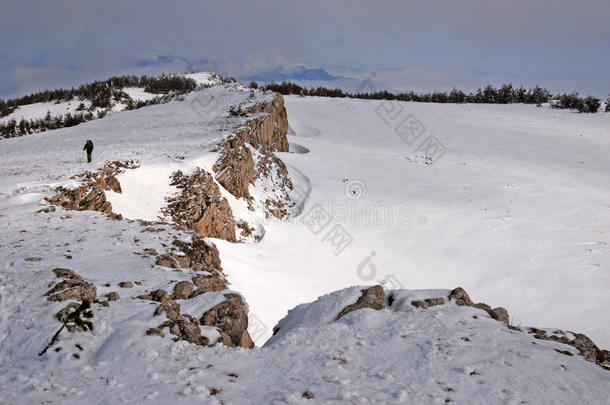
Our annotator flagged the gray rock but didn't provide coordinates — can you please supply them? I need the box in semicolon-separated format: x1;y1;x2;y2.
172;281;194;300
336;285;386;320
448;287;473;306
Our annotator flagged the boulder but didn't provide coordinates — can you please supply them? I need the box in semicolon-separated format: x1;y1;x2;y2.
336;285;386;320
105;291;120;301
161;315;209;346
448;287;473;306
45;279;97;303
411;297;445;309
473;302;492;312
118;281;133;288
52;268;83;281
172;281;194;300
200;293;250;348
489;307;509;324
173;236;223;272
137;289;170;303
192;274;227;293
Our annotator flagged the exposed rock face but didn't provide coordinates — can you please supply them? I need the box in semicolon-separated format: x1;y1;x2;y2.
336;285;386;320
50;183;112;214
213;136;255;200
49;160;138;215
162;169;236;242
255;148;295;219
172;236;223;272
241;93;289;152
138;288;251;348
45;279;97;303
200;293;254;348
211;93;295;219
155;236;223;274
161;315;209;346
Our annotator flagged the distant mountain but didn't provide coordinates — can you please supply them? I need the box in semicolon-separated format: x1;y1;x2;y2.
242;66;341;83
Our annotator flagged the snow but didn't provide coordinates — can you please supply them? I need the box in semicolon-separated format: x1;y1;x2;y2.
185;72;223;86
0;77;609;403
223;96;610;347
121;87;159;102
105;163;182;222
0;99;93;124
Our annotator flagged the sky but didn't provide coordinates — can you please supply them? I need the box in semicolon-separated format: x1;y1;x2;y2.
1;0;609;99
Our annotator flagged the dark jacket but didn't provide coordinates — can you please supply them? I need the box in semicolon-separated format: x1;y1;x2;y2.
83;140;94;153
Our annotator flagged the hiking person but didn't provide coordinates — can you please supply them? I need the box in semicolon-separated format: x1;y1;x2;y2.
83;140;94;163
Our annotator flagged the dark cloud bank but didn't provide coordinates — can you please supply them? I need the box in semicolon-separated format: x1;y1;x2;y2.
1;0;609;98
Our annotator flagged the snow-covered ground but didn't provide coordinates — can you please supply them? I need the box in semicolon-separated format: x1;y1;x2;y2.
0;99;94;124
221;97;610;347
0;79;609;403
121;87;159;102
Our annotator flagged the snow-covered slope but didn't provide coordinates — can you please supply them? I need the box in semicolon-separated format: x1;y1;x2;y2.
221;96;610;347
0;76;609;403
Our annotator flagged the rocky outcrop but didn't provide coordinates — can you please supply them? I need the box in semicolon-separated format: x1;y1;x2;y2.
172;235;223;271
528;328;610;370
255;148;295;219
138;289;212;346
443;287;610;370
153;234;223;272
411;297;445;309
172;281;194;300
49;160;138;215
162;169;236;242
211;93;295;219
213;135;255;200
241;93;289;152
139;287;253;348
447;287;473;306
45;275;97;303
137;232;251;348
447;287;511;326
46;269;96;334
200;293;254;348
336;285;386;320
44;93;294;353
50;182;112;214
191;273;227;295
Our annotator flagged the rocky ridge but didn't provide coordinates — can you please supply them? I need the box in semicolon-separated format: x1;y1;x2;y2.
42;89;294;350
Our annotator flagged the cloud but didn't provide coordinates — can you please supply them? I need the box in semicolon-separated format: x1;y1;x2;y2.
242;66;341;82
1;0;609;98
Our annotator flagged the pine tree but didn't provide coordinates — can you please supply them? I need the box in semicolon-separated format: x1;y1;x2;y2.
581;96;600;113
